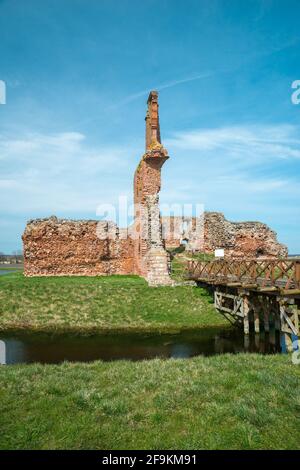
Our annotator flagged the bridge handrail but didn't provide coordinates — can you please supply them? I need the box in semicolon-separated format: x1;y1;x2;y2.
186;258;300;290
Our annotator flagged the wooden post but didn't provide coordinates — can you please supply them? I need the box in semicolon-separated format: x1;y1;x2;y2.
243;295;250;335
272;297;281;331
244;334;250;351
284;332;293;352
293;308;299;351
269;327;276;347
279;302;294;353
254;333;260;349
295;261;300;289
254;311;260;333
274;310;281;331
263;299;270;333
294;307;299;335
253;298;260;334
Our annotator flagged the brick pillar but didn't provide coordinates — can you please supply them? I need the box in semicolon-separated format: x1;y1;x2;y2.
145;90;161;151
133;91;172;285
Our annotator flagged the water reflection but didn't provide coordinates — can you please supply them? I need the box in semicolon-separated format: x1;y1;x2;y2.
0;328;296;365
0;340;6;365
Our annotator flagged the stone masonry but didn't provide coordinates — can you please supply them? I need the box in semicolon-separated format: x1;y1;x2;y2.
23;217;134;276
162;213;287;258
133;91;172;285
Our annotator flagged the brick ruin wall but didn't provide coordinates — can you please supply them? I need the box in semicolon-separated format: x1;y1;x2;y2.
162;212;288;258
23;217;134;276
203;212;288;258
23;209;287;277
133;156;163;277
133;153;172;285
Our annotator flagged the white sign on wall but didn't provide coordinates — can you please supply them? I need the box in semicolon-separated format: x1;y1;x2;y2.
215;248;225;258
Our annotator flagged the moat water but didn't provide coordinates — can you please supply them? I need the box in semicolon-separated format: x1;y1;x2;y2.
0;270;18;276
0;328;292;365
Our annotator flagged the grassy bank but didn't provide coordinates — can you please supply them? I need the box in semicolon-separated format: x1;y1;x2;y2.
0;272;227;334
0;354;299;450
0;265;23;271
1;272;298;451
170;251;214;281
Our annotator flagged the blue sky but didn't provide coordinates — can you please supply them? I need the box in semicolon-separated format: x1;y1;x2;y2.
0;0;300;253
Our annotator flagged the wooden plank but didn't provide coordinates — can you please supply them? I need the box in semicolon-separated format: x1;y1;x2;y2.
281;289;300;296
242;284;258;289
217;306;234;314
215;292;237;300
219;311;237;326
280;305;298;335
258;286;278;293
233;297;244;317
283;332;294;352
214;292;221;310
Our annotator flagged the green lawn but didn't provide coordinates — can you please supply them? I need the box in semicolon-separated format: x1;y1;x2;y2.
169;250;214;281
0;272;227;334
0;266;23;270
1;272;299;450
0;354;299;450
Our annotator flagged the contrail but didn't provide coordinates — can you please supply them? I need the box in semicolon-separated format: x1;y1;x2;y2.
110;71;214;109
77;71;214;126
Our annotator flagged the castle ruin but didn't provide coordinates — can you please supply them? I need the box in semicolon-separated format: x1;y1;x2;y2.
23;91;287;284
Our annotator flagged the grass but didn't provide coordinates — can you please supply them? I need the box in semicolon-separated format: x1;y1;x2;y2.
0;271;227;334
0;266;23;270
1;270;298;450
170;251;214;281
0;354;299;450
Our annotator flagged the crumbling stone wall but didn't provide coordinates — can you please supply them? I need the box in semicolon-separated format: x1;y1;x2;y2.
162;212;287;258
162;216;202;251
23;217;134;276
204;212;288;258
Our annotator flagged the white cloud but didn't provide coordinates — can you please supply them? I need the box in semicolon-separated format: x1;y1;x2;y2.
160;124;300;244
165;124;300;161
0;131;137;214
0;179;18;189
210;175;287;192
0;132;86;156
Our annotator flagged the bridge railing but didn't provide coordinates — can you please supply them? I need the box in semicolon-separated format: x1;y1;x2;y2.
186;258;300;290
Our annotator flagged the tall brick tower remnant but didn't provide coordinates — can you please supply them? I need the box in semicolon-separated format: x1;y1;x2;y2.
133;91;172;285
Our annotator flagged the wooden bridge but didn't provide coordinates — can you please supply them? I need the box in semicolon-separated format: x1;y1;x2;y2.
186;258;300;350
